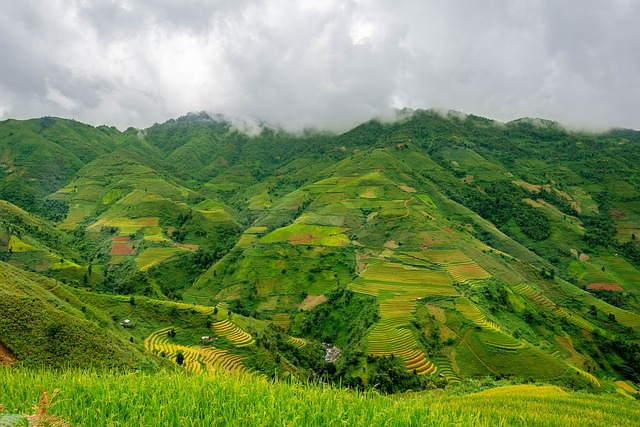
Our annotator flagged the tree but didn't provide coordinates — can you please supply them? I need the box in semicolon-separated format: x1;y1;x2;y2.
176;351;184;365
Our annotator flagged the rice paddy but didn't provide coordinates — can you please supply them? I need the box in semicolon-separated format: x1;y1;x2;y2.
261;224;350;246
271;313;291;330
361;263;452;286
567;364;601;387
137;247;191;271
455;298;501;332
446;263;491;284
367;319;436;375
212;320;255;347
89;217;160;235
4;368;640;426
287;337;307;349
144;327;249;375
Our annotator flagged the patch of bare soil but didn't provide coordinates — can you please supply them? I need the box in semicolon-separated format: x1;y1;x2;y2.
0;341;16;366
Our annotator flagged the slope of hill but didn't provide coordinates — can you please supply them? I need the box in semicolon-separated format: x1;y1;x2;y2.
1;109;640;394
0;261;155;369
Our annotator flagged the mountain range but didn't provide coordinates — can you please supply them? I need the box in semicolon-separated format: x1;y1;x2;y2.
1;109;640;394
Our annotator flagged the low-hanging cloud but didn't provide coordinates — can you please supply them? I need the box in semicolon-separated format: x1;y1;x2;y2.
0;0;639;132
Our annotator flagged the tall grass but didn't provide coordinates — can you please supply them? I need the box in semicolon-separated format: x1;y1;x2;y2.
1;368;639;426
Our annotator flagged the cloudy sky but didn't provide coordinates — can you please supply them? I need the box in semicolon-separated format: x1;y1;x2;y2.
1;0;639;131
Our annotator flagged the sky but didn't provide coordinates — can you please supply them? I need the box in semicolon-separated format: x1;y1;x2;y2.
1;0;639;132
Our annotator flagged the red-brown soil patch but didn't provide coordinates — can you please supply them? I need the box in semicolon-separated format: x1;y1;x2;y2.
587;282;623;291
579;253;590;261
289;233;314;244
443;227;455;233
610;209;629;220
112;236;131;243
110;243;134;255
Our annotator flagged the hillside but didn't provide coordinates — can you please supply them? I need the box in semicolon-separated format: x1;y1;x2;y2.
1;110;640;394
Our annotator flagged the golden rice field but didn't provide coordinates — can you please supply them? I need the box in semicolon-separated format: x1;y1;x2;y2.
446;263;491;284
423;249;472;264
287;337;307;349
567;364;601;387
212;320;255;347
433;354;460;382
349;280;458;299
367;319;436;375
379;299;416;319
455;298;501;332
479;330;525;351
3;369;640;426
144;327;248;375
361;263;453;286
143;226;169;242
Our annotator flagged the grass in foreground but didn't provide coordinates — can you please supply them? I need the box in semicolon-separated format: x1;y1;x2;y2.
1;369;640;426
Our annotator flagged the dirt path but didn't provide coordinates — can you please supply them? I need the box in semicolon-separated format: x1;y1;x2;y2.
386;197;414;221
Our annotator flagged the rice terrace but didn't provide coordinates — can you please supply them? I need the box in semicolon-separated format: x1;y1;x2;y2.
2;46;640;427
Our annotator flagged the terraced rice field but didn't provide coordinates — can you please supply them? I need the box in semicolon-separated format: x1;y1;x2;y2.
144;226;169;242
433;355;460;382
615;380;638;394
455;298;500;331
236;233;257;247
59;203;94;230
145;327;249;375
480;330;525;351
423;249;471;264
261;224;350;246
512;284;557;309
567;364;600;387
552;307;597;332
349;280;457;299
271;313;291;330
367;319;436;375
137;247;191;271
212;320;255;346
512;284;598;331
287;337;307;349
591;255;640;292
90;217;160;235
583;295;640;331
361;263;453;286
144;328;203;373
200;347;248;375
379;299;416;319
446;263;491;284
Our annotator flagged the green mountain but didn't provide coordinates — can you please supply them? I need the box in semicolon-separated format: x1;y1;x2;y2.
1;110;640;396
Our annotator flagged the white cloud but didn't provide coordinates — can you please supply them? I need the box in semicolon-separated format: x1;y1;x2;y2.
0;0;638;131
